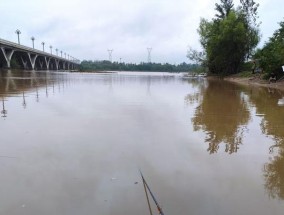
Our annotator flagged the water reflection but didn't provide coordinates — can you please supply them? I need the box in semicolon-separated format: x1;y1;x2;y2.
184;78;207;105
278;97;284;106
0;69;69;117
186;78;284;200
1;71;284;214
190;79;250;154
0;70;178;119
264;145;284;200
245;86;284;199
246;87;284;151
1;98;7;118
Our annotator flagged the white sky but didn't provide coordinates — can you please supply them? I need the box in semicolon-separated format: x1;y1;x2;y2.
0;0;283;64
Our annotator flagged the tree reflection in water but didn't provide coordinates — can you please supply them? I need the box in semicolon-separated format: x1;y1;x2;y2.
264;144;284;200
247;87;284;200
184;78;207;105
190;79;250;154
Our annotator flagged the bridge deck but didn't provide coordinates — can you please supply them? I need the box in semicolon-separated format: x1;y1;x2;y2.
0;38;79;64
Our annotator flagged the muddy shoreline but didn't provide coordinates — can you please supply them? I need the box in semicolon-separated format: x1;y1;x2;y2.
222;75;284;91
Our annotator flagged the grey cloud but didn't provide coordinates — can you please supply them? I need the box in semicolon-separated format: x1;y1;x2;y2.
1;0;284;63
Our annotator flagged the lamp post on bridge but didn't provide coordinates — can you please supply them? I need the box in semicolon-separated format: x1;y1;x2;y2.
60;51;63;57
15;29;21;44
41;42;45;52
31;36;35;49
68;54;69;60
56;48;58;56
49;46;53;54
64;53;66;59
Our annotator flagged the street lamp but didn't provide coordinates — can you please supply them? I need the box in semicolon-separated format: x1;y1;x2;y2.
60;51;63;57
56;48;58;56
41;42;45;52
50;45;53;55
64;53;66;58
15;29;21;44
31;36;35;49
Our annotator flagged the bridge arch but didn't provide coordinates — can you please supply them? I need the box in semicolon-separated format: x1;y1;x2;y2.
0;48;8;68
35;55;47;70
10;50;28;69
0;47;15;68
49;58;57;70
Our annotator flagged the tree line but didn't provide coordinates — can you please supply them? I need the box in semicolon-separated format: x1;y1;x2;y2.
79;60;201;72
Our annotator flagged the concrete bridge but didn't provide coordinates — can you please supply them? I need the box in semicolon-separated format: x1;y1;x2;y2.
0;38;80;70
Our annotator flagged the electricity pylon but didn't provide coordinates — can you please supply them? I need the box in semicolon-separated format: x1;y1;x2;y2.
147;48;152;63
107;49;113;62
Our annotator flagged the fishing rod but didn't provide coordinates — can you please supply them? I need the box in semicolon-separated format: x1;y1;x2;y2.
139;170;165;215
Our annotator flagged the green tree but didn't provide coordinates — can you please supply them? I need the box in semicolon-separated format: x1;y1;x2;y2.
189;0;260;75
239;0;259;24
254;20;284;78
215;0;234;19
79;60;200;72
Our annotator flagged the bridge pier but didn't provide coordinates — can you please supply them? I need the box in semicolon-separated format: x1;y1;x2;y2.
55;59;59;70
0;47;15;68
20;56;28;69
39;60;44;69
27;53;38;70
44;57;50;70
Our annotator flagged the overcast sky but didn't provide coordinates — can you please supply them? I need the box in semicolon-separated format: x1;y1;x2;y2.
1;0;283;64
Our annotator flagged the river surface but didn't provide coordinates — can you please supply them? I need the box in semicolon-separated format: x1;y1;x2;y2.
0;70;284;215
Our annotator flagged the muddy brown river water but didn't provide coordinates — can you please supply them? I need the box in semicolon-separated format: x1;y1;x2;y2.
0;70;284;215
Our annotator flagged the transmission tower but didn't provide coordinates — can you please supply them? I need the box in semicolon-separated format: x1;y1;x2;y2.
147;48;152;63
107;49;113;62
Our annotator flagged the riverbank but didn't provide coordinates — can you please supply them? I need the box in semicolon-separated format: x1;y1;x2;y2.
72;70;117;74
223;74;284;91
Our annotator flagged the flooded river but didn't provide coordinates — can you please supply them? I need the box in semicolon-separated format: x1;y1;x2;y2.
0;70;284;215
